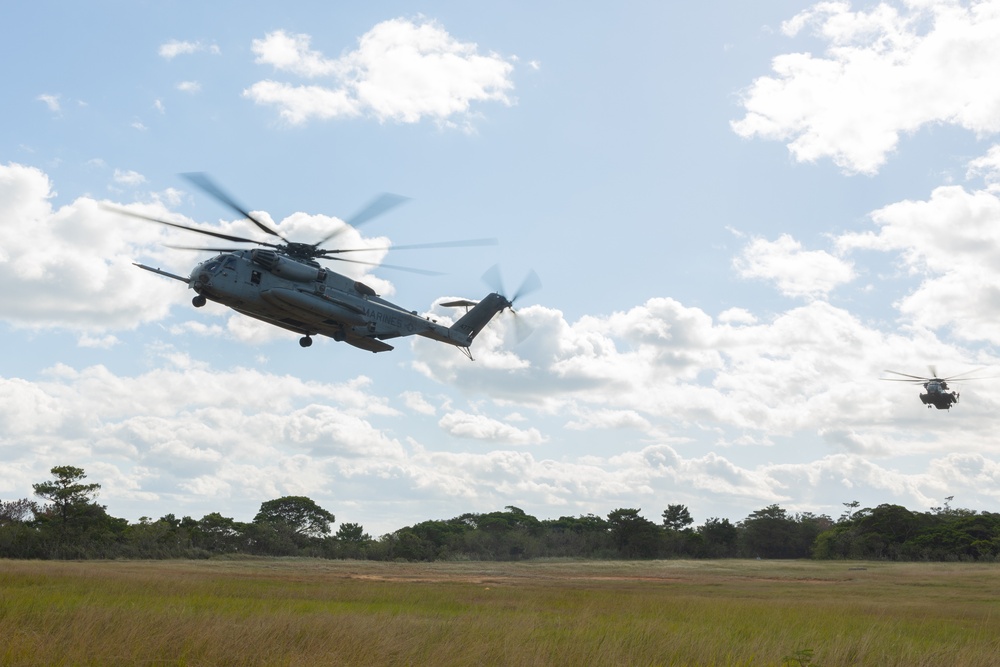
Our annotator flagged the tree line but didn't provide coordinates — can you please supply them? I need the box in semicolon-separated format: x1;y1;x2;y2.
3;466;1000;562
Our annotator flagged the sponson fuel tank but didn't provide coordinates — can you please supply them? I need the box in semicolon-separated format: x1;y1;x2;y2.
260;287;368;326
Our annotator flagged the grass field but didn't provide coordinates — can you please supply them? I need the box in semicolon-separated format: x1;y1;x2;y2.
1;558;999;666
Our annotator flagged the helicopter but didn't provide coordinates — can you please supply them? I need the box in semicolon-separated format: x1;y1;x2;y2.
881;367;990;410
107;173;539;357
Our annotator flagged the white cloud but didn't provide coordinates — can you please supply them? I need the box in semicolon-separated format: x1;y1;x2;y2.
733;233;855;299
401;391;437;415
837;180;1000;343
77;333;119;349
438;410;547;445
250;30;340;77
37;94;60;113
732;0;1000;174
244;81;359;124
176;81;202;94
159;40;220;60
113;169;147;186
0;163;186;330
967;144;1000;189
565;409;651;431
244;20;515;127
415;290;1000;450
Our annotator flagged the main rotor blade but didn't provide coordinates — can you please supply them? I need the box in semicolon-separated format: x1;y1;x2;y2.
316;237;498;256
165;245;245;252
940;368;989;381
104;204;280;247
182;172;288;242
882;370;931;381
313;193;410;247
324;256;444;276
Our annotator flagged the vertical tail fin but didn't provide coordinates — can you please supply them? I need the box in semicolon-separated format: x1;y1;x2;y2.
448;293;511;345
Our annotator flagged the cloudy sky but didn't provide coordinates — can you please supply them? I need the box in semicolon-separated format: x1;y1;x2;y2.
4;1;1000;535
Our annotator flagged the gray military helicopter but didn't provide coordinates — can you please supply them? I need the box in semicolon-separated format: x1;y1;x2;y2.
109;174;538;356
881;367;990;410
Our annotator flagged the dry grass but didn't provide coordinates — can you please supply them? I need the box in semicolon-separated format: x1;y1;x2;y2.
1;558;999;666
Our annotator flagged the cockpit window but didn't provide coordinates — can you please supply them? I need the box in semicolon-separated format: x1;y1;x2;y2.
203;260;222;274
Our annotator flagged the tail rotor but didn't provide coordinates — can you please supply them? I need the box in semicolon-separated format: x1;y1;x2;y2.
481;264;541;342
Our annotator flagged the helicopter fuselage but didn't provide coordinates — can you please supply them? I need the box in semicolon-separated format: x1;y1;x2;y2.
137;249;509;354
920;380;958;410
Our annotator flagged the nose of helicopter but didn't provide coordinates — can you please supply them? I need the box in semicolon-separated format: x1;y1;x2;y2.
190;258;220;290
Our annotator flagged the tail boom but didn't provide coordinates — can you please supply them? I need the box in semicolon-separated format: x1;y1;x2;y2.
421;292;511;348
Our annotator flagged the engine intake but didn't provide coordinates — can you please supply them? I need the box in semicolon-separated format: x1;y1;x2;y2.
251;249;323;283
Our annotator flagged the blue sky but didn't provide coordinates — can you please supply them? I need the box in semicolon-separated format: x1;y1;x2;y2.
4;1;1000;535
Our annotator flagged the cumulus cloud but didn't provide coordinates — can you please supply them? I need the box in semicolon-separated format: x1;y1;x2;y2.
244;19;515;127
967;144;1000;189
113;169;146;186
733;233;855;299
401;391;437;415
250;30;340;77
414;293;1000;444
732;0;1000;174
0;163;185;329
837;179;1000;342
438;410;547;445
565;409;651;431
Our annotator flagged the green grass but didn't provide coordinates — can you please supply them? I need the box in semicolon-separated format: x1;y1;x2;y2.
1;559;999;665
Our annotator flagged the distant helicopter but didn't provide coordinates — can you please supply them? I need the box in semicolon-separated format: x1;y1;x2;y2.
107;174;539;357
881;367;990;410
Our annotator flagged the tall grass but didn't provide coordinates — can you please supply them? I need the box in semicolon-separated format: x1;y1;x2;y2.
1;559;998;666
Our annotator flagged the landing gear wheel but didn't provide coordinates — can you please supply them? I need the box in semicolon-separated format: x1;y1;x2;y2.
192;295;207;308
299;336;313;348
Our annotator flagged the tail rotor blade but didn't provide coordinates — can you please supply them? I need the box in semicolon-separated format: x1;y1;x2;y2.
482;264;505;295
512;270;542;303
512;311;535;344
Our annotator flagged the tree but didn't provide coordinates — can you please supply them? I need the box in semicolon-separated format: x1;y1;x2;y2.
253;496;335;539
699;517;739;557
840;500;860;522
857;504;918;540
739;505;805;558
194;512;246;553
662;504;694;531
607;508;662;558
541;514;612;558
0;498;38;525
32;465;102;536
335;522;371;543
